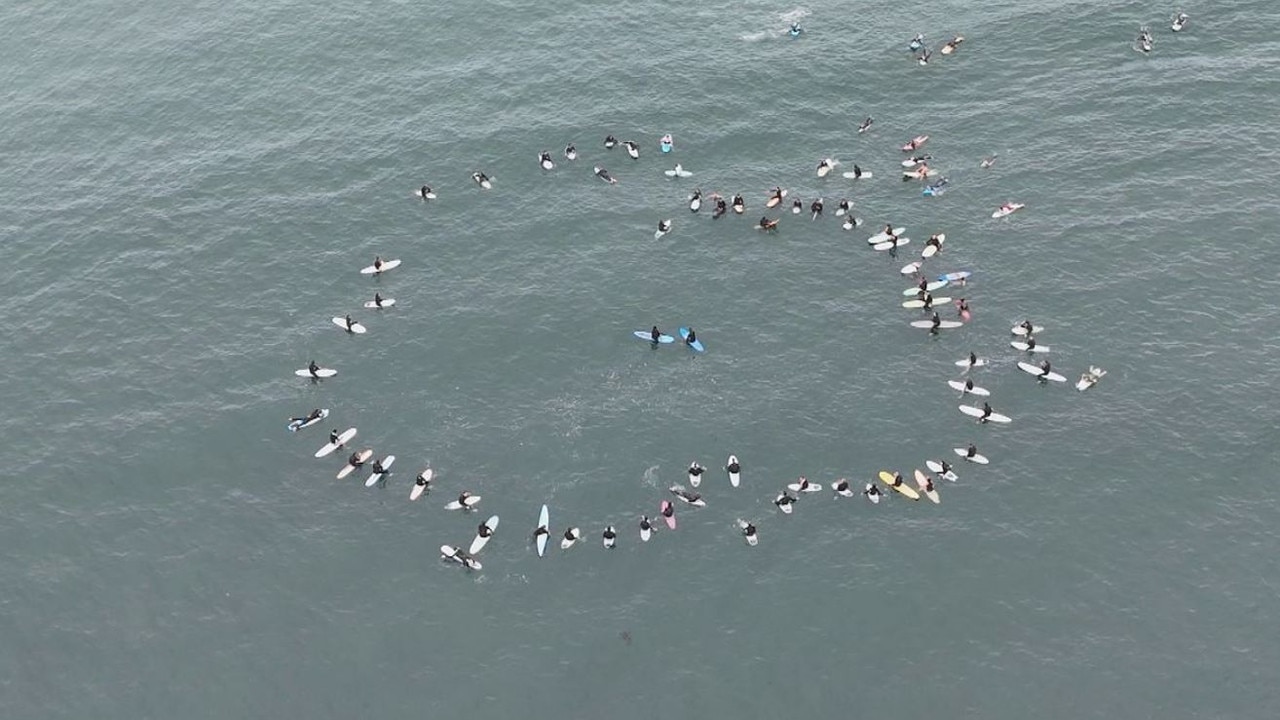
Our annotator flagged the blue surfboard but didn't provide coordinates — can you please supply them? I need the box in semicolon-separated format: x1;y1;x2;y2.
678;327;705;353
937;271;971;282
634;330;675;344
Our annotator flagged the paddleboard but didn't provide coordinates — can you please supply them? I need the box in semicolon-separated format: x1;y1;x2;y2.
873;237;910;251
765;190;788;208
1010;340;1051;353
938;271;971;282
901;261;923;276
288;408;329;432
738;519;758;546
409;468;433;500
726;455;741;488
444;494;482;511
867;227;906;244
1076;367;1107;392
903;296;952;309
901;135;929;151
954;357;987;369
926;460;959;481
786;479;823;493
902;281;947;296
1018;362;1066;382
363;298;396;309
911;319;963;329
296;367;337;378
947;379;990;396
314;428;357;458
840;170;873;179
954;447;990;464
360;259;401;275
332;317;367;334
914;469;941;503
634;330;675;344
536;504;549;557
364;454;396;487
469;515;500;554
878;470;920;500
660;501;676;529
336;449;373;479
959;405;1012;424
991;203;1024;219
678;327;705;353
560;527;581;549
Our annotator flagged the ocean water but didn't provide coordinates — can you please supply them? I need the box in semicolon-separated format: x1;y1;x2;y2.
4;1;1280;718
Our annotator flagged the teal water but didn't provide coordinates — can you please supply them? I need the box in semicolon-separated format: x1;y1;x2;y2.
5;1;1280;718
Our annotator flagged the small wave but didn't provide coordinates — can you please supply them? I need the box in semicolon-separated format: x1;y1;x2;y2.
779;7;811;23
740;31;770;43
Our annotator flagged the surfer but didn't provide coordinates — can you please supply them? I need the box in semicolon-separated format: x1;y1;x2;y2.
688;462;705;483
689;189;702;212
791;198;803;214
942;36;963;53
656;219;671;236
639;516;653;535
371;458;385;476
414;472;431;492
604;135;617;149
851;164;867;179
817;158;832;175
864;483;883;501
979;402;993;422
346;450;366;469
684;328;697;347
796;476;812;491
789;22;802;37
909;33;924;50
732;194;745;213
889;472;905;488
858;117;873;133
940;460;955;476
774;491;797;510
308;360;322;377
742;522;757;540
650;326;662;343
533;524;550;541
344;314;356;332
922;476;936;494
929;311;942;335
712;195;727;219
833;478;851;495
926;234;943;251
328;429;340;445
539;151;553;168
981;155;997;168
769;186;785;205
1025;336;1038;351
810;198;823;219
956;298;970;318
622;140;638;158
594;166;616;184
603;525;617;548
966;443;979;459
1039;360;1052;378
966;351;978;369
921;293;935;310
477;522;493;540
1018;320;1035;335
471;172;489;187
419;185;432;199
963;378;976;393
563;528;578;543
917;49;932;65
373;256;383;271
456;491;474;508
1000;201;1018;213
837;199;850;215
564;144;577;160
726;458;741;474
661;503;674;520
373;293;385;307
296;408;323;424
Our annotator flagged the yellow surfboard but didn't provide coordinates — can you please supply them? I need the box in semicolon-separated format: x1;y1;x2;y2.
879;470;920;500
913;469;941;504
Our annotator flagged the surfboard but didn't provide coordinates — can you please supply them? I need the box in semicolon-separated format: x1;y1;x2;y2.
331;317;367;334
947;379;990;396
688;193;701;212
660;134;673;153
413;188;436;200
670;484;706;507
360;259;401;275
539;155;555;170
602;526;616;548
362;298;396;309
874;237;910;251
960;405;1011;424
440;545;481;571
901;135;929;151
660;501;676;530
639;518;653;542
726;455;741;487
786;479;823;493
688;465;705;488
737;519;758;546
634;330;675;344
364;455;396;487
409;468;433;500
472;173;493;189
663;165;692;178
765;190;787;208
444;494;482;511
955;357;987;369
288;408;330;432
911;319;963;329
314;428;357;458
921;234;946;258
774;492;794;514
901;261;923;276
938;271;971;282
901;157;929;168
678;327;705;353
841;216;863;230
878;470;920;500
817;159;838;177
954;447;990;464
991;203;1024;219
864;483;882;504
903;296;952;309
914;469;941;503
1010;340;1051;353
296;367;338;378
941;36;964;54
926;460;958;481
903;169;939;179
336;449;373;479
833;480;855;498
902;281;948;296
1010;324;1044;336
536;504;550;557
654;221;672;239
560;528;581;549
624;142;639;159
1018;362;1067;382
1076;367;1107;392
469;515;500;554
594;166;617;184
840;170;872;179
867;227;906;244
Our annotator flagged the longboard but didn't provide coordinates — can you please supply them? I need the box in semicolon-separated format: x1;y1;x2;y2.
336;449;373;479
959;405;1012;424
288;408;329;432
332;317;367;334
315;428;357;458
878;470;920;500
954;447;990;464
634;330;675;344
469;515;500;554
1017;362;1066;382
536;504;550;557
360;259;402;275
364;454;396;487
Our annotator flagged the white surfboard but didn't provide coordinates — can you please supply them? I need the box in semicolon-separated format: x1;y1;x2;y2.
954;447;990;464
669;484;706;507
362;298;396;309
867;228;906;244
726;455;741;488
765;189;788;208
360;259;401;275
314;428;357;458
817;158;838;177
331;317;367;334
469;515;500;554
959;405;1012;424
774;493;794;514
1010;340;1051;353
1076;367;1107;391
991;203;1024;219
602;526;616;548
663;164;692;178
444;494;482;511
947;379;990;396
288;408;330;432
1018;361;1067;382
841;216;863;230
409;468;433;500
926;460;958;481
560;527;581;550
539;155;555;170
841;170;872;179
900;261;923;276
654;221;672;239
921;234;946;258
536;504;550;557
1011;324;1044;336
688;465;705;488
911;319;963;329
639;518;653;542
296;367;337;378
903;296;952;309
786;480;823;493
413;187;436;200
833;480;855;498
902;281;947;296
955;357;987;370
364;455;396;487
336;449;373;479
440;545;481;571
624;143;639;159
737;519;759;546
903;169;939;179
874;237;910;251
